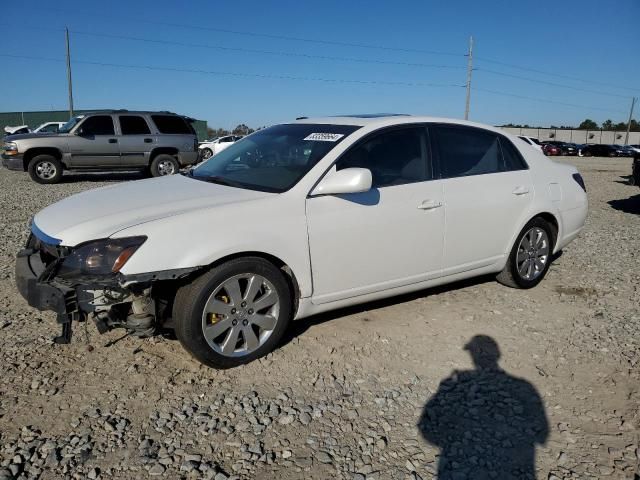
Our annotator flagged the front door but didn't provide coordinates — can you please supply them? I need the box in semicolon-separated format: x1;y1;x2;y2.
67;115;120;167
306;126;444;304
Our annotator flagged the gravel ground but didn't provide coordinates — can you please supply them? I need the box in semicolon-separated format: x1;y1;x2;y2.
0;158;638;480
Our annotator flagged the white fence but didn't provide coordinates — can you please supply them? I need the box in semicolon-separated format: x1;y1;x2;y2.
500;127;640;145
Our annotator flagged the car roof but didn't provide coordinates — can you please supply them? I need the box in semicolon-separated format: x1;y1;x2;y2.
80;110;184;116
293;114;514;136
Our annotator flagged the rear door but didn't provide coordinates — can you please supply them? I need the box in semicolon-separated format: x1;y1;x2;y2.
150;114;196;153
67;115;121;167
117;115;154;166
431;125;533;276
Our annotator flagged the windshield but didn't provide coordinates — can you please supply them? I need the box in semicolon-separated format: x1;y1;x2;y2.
190;123;360;192
59;116;83;134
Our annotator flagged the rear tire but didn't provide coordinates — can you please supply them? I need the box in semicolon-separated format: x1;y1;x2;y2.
28;155;63;184
497;218;554;289
149;154;179;177
173;257;293;369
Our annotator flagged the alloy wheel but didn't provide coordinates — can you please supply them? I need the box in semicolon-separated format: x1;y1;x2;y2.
157;160;176;175
516;227;550;281
35;161;57;180
201;274;280;357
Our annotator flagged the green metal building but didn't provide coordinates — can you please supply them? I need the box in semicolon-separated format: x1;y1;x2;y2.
0;110;208;140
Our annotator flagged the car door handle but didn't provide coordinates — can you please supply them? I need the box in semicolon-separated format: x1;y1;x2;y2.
108;138;118;143
418;200;443;210
144;138;153;143
512;186;530;195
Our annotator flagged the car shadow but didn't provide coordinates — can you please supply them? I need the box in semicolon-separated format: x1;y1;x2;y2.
417;335;549;479
61;171;147;183
614;175;634;186
608;194;640;214
280;251;564;348
279;273;496;348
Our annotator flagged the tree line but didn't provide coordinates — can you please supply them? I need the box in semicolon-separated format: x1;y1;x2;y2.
206;124;267;138
503;119;640;131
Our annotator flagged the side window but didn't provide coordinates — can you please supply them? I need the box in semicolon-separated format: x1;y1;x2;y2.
336;127;429;188
499;137;528;171
119;115;151;135
40;124;60;133
433;126;503;178
78;115;115;136
151;115;192;134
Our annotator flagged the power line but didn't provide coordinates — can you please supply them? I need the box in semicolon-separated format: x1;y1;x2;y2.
2;52;626;116
474;87;628;114
475;56;640;94
69;30;466;70
0;53;465;89
38;7;463;57
476;68;631;99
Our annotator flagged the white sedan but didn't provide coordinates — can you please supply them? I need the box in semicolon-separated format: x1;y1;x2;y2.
16;115;588;368
198;135;243;159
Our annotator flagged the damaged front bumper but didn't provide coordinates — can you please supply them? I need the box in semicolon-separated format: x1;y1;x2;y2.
15;241;197;343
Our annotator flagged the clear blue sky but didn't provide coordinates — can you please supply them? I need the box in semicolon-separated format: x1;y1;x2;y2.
3;0;639;129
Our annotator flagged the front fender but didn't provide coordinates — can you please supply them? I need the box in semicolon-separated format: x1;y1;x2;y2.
112;198;313;297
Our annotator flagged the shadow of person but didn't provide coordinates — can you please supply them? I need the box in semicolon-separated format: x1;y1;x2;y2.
418;335;549;480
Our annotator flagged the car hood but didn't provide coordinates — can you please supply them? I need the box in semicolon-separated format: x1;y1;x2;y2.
32;174;274;246
5;132;62;141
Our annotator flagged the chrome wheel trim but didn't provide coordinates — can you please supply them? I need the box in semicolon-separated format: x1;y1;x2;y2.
201;273;280;357
36;161;57;180
201;148;213;159
516;227;550;281
157;159;176;175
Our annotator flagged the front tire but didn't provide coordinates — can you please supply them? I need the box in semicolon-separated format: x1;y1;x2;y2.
28;155;63;184
200;148;213;160
173;257;293;369
497;218;554;289
149;154;179;177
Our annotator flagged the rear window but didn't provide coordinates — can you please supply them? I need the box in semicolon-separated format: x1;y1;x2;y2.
151;115;193;134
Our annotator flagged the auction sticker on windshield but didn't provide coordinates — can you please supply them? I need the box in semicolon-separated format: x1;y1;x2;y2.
304;133;345;142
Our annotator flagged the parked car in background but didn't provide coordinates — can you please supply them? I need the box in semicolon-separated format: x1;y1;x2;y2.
544;141;578;156
581;144;623;157
631;155;639;186
4;125;30;136
2;110;199;183
612;145;636;157
573;144;586;156
15;114;588;368
542;143;561;156
3;122;66;137
629;145;640;155
518;135;544;153
198;135;243;160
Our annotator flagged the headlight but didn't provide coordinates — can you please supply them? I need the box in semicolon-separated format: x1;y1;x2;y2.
3;142;18;155
57;236;146;278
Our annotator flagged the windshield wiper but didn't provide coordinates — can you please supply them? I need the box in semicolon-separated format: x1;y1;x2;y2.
193;175;244;188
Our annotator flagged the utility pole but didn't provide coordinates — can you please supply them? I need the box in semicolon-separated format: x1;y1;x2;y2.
65;27;74;117
464;36;474;120
624;96;636;145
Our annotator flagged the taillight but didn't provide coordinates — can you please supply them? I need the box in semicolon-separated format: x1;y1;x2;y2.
572;173;586;192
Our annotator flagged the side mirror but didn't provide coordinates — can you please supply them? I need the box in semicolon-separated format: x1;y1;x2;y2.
311;168;372;196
